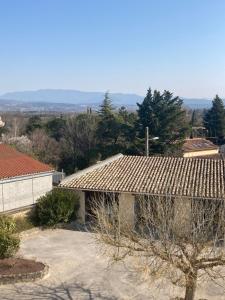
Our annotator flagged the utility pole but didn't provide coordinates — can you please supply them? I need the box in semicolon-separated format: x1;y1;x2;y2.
145;127;159;157
145;126;149;157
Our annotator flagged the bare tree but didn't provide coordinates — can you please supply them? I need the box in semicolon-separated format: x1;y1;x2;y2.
60;114;98;173
30;128;60;167
2;113;27;137
91;193;225;300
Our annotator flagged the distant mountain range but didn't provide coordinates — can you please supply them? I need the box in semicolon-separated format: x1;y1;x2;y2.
0;89;220;112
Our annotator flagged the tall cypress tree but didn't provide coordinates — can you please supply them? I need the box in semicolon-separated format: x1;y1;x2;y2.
96;92;121;158
136;88;188;155
98;91;114;116
204;95;225;140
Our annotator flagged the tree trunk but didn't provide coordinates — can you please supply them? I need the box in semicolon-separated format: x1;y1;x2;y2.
184;272;197;300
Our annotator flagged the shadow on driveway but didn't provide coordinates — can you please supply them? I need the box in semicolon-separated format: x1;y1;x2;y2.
1;281;118;300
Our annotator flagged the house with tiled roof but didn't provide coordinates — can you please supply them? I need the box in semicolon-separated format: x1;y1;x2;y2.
0;144;54;213
183;138;219;158
60;154;225;225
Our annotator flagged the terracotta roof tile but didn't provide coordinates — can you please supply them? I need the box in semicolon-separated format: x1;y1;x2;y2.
0;144;54;180
60;155;225;199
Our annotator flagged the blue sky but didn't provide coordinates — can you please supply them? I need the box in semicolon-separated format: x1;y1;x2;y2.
0;0;225;98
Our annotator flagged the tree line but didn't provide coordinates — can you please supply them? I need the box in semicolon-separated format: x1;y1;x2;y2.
22;88;188;173
2;88;225;174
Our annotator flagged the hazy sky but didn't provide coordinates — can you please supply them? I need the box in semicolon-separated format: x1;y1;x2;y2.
1;0;225;98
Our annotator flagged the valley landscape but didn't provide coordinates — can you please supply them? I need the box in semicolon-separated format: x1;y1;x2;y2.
0;89;219;112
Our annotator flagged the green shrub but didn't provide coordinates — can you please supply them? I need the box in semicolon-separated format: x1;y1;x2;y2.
35;189;80;227
0;215;16;233
0;215;20;259
0;231;20;258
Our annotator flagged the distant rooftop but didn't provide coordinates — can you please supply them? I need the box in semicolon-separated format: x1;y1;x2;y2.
183;138;218;153
60;154;225;200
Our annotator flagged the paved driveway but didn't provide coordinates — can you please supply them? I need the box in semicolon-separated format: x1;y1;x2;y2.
0;229;224;300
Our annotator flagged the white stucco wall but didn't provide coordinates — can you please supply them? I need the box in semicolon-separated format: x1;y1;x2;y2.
0;173;53;212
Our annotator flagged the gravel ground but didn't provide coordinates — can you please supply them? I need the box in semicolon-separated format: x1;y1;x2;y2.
0;228;224;300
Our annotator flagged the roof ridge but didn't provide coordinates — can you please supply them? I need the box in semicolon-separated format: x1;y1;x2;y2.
123;155;222;162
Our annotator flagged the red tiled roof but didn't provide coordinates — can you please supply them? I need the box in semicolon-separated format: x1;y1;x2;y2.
0;144;54;180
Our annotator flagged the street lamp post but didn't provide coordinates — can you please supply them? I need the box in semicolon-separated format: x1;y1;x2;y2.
145;126;159;157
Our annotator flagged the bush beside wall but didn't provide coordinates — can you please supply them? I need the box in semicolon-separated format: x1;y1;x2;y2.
35;189;80;227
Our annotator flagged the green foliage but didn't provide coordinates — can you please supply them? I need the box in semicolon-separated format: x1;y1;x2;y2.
96;93;137;158
26;115;42;134
0;215;16;233
98;91;114;116
21;87;191;175
0;232;20;258
35;189;80;227
45;117;66;141
204;95;225;141
0;215;20;259
136;88;188;155
191;110;197;127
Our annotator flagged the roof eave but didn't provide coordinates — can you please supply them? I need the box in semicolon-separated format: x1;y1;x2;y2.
0;170;55;182
59;186;225;201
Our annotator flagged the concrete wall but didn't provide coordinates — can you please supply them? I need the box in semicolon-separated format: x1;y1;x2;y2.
76;190;85;224
74;190;136;227
118;193;135;228
72;190;193;231
0;173;53;213
173;196;192;234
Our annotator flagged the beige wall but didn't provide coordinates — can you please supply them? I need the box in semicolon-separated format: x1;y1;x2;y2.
75;190;136;227
183;149;218;158
0;173;53;213
173;196;192;234
76;190;85;224
72;191;194;231
118;193;135;228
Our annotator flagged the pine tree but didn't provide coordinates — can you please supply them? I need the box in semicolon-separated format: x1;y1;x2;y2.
136;88;188;155
191;110;197;127
96;93;137;158
96;92;121;158
204;95;225;140
98;92;114;116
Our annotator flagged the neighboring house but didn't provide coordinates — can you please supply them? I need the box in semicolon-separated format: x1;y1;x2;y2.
183;138;219;158
0;144;54;213
60;154;225;226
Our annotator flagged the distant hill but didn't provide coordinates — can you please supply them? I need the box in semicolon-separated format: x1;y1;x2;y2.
0;89;221;111
0;89;143;106
182;98;213;109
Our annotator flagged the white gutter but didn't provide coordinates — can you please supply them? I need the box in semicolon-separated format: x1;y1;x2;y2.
0;170;54;184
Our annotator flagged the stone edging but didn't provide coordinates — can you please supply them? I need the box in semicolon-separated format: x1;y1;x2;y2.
0;263;49;285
